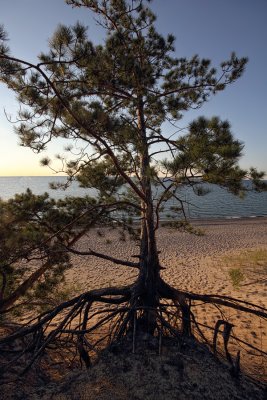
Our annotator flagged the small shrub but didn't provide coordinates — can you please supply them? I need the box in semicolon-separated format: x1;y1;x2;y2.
229;268;244;288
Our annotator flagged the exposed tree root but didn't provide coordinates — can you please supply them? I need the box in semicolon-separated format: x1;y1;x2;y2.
0;280;266;385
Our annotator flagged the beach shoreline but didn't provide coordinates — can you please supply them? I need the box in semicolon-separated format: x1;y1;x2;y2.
162;215;267;225
191;215;267;224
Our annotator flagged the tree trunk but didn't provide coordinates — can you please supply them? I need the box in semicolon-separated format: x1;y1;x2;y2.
135;98;160;332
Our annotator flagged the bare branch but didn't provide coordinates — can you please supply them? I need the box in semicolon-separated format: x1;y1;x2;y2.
66;246;140;269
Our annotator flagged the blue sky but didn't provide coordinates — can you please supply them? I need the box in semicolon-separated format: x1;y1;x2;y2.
0;0;266;176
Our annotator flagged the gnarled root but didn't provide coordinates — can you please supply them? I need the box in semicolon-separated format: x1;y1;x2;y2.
0;280;266;384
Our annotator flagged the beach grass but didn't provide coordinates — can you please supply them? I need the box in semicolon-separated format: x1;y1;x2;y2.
222;248;267;288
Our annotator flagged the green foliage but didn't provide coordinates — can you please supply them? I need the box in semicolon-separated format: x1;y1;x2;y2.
162;220;204;236
0;189;112;313
0;1;248;161
77;158;124;198
163;116;247;194
249;168;267;191
228;268;244;289
223;248;267;289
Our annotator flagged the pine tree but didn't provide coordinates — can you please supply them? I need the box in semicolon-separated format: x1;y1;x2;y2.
0;0;266;375
0;190;108;313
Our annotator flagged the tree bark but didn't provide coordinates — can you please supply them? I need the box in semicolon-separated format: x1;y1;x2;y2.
135;98;160;331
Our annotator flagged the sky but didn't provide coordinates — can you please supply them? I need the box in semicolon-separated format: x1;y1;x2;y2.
0;0;266;176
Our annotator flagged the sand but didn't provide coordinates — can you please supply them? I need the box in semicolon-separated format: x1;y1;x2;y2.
66;217;267;300
63;217;267;379
1;218;267;399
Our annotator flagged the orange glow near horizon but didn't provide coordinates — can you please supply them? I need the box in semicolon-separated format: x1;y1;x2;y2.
0;158;56;177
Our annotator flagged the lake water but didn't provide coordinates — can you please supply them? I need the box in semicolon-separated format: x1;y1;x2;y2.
0;176;266;220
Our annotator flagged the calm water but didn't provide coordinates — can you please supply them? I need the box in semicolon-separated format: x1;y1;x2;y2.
0;176;266;220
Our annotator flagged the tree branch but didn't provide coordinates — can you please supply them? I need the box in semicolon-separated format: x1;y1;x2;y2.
66;246;140;269
0;53;146;202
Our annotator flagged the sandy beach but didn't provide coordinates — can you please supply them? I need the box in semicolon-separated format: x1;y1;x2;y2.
3;217;266;393
64;217;267;378
2;220;267;398
66;217;267;297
